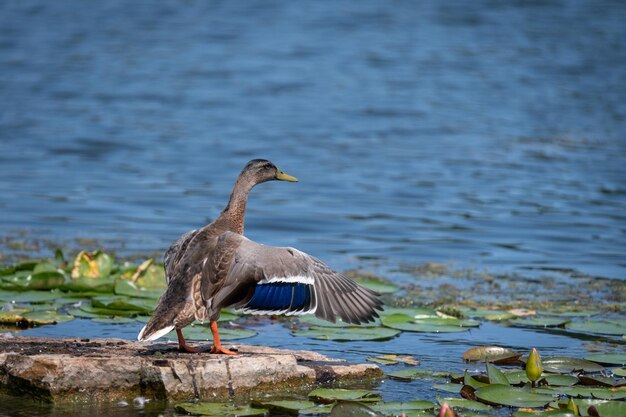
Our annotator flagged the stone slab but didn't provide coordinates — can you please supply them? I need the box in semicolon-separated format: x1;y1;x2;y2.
0;335;382;402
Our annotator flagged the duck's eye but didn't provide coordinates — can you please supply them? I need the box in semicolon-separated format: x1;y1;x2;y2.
263;163;273;169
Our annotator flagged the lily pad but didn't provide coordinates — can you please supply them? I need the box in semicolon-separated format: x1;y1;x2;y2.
330;402;380;417
475;384;555;408
175;402;267;417
368;354;419;366
91;296;155;313
253;400;332;415
386;369;450;382
611;367;626;377
432;384;462;394
114;278;162;300
511;317;570;328
293;326;399;341
486;363;509;385
370;400;435;413
464;371;489;389
436;397;492;411
381;313;478;333
463;346;521;363
0;271;66;291
514;410;575;417
592;400;626;417
533;356;605;373
584;353;626;366
0;290;61;303
565;320;626;336
308;388;382;403
21;310;74;325
60;276;115;293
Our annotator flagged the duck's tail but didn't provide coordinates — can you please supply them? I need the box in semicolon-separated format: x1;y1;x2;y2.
137;321;175;342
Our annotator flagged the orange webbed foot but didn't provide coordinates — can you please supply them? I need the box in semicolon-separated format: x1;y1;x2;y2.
210;344;237;355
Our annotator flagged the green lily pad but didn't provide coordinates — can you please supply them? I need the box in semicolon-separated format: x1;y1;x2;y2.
550;399;621;417
91;296;155;313
0;290;62;303
592;400;626;417
371;400;435;413
578;375;621;387
514;410;575;417
0;271;66;291
432;384;462;394
60;276;115;293
352;277;400;294
381;313;478;333
511;317;570;328
113;278;162;300
584;353;626;366
463;346;521;363
378;307;439;318
464;371;489;389
611;367;626;377
542;374;580;386
174;402;267;417
475;384;555;407
78;304;140;317
21;310;74;325
330;402;380;417
487;363;509;385
308;388;381;403
368;354;419;366
436;397;492;411
293;326;399;341
386;369;450;382
297;315;370;328
91;316;138;324
535;356;605;373
565;320;626;336
253;400;332;415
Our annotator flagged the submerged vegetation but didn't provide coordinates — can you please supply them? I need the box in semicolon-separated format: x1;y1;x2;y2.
1;250;625;416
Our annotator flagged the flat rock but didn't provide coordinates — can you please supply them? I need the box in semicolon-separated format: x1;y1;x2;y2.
0;335;382;402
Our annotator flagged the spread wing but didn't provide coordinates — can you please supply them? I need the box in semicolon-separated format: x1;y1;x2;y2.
204;231;383;324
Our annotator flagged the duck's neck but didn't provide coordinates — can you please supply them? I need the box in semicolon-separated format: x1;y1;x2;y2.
219;175;255;234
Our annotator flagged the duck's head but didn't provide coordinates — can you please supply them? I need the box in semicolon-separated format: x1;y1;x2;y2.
241;159;298;184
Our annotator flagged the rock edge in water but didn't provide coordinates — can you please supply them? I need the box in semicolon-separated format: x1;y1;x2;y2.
0;335;382;402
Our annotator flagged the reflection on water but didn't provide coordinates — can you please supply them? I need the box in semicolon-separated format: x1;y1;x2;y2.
0;1;625;281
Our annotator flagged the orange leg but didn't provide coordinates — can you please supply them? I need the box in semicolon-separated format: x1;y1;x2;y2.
176;328;200;353
209;321;237;355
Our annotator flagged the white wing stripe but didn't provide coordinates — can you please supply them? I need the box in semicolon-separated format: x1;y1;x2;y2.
258;275;314;285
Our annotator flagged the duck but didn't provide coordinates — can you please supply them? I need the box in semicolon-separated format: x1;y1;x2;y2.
138;159;383;354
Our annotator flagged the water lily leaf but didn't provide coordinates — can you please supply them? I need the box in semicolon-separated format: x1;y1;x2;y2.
91;316;138;324
21;310;74;325
0;290;62;303
371;400;435;413
0;271;66;291
541;374;579;386
381;313;477;333
563;387;626;400
297;315;372;328
386;369;450;382
531;356;605;373
436;397;492;411
175;402;267;417
549;399;619;417
511;317;570;328
128;263;166;289
475;385;555;407
92;296;155;313
457;307;515;321
487;363;509;385
114;278;162;300
538;309;600;318
33;261;58;274
60;276;115;293
464;371;489;389
611;367;626;377
253;400;332;415
565;320;626;336
378;307;439;319
432;384;462;394
513;410;575;417
0;309;30;325
78;304;139;317
578;375;621;387
591;400;626;417
368;354;419;366
330;402;379;417
463;346;521;363
293;326;399;341
584;353;626;366
308;388;382;403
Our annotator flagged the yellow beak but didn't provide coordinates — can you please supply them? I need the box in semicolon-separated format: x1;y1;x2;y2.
275;168;298;182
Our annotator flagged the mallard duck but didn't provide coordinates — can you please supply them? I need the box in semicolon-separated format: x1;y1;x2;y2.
138;159;383;354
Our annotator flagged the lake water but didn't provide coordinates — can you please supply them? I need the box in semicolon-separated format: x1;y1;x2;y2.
0;1;625;415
